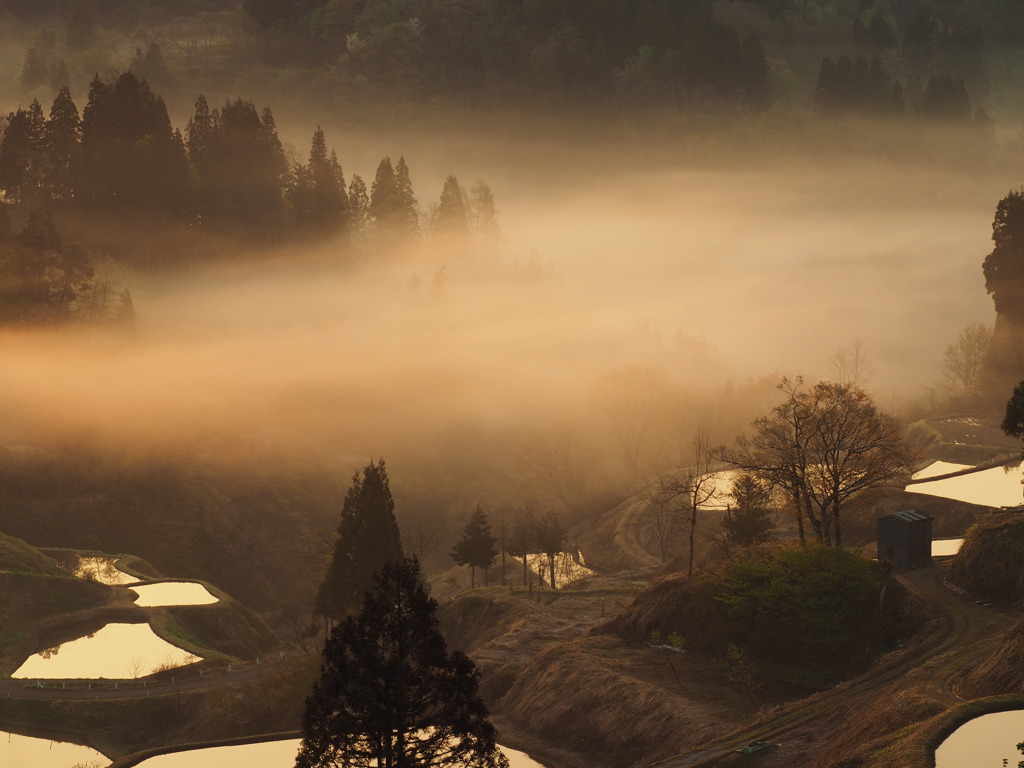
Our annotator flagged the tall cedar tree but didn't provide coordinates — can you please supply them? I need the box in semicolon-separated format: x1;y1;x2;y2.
43;86;80;200
293;127;349;234
298;557;509;768
195;98;287;229
0;101;44;202
76;72;190;216
433;174;470;249
450;506;498;588
316;460;404;621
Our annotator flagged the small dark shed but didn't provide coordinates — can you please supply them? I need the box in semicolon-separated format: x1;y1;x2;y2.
877;509;933;570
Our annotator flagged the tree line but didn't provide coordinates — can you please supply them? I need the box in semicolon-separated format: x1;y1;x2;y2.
0;72;499;252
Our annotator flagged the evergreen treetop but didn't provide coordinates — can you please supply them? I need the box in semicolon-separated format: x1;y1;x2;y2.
298;556;509;768
316;459;404;621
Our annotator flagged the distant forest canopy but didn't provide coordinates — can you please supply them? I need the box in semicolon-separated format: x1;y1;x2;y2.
0;71;500;253
3;0;1021;123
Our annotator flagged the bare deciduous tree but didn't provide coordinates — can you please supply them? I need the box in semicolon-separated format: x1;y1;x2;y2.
830;339;873;387
656;428;720;576
721;378;912;547
943;322;992;393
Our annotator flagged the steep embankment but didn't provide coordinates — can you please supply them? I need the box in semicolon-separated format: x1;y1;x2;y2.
0;534;131;671
949;511;1024;607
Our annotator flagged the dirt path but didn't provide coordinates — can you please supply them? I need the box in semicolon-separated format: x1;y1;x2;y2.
648;559;1017;767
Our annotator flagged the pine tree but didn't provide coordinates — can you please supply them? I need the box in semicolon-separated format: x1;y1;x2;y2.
316;460;404;621
298;557;509;768
450;506;498;588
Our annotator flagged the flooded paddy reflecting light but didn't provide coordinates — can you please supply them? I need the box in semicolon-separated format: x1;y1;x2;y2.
12;623;199;679
131;738;546;767
935;709;1024;768
74;556;139;585
130;582;218;607
0;730;106;768
906;463;1024;508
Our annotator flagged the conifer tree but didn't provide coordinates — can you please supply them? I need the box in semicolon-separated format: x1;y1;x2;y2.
42;86;80;200
348;173;370;237
298;557;508;768
0;101;44;202
394;155;419;238
316;460;404;622
433;174;470;242
451;506;498;588
185;94;212;168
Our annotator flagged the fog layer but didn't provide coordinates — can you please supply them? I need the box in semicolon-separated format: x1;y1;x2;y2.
1;144;1005;462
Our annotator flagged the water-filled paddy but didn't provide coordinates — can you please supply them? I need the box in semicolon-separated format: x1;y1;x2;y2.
130;582;218;607
931;538;964;557
934;709;1024;767
907;462;1024;508
74;556;139;585
0;730;106;768
12;623;199;679
131;738;545;767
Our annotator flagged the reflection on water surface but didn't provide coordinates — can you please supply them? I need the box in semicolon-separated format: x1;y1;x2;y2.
13;623;199;679
132;738;546;767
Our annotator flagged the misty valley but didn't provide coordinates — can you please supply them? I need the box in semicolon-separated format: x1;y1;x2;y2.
5;1;1024;767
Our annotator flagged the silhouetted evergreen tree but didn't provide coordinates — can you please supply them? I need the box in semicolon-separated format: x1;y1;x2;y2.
1001;381;1024;439
185;94;213;168
451;506;498;588
721;474;774;548
0;101;45;202
316;460;404;622
1;210;94;324
983;190;1024;324
469;180;499;245
76;72;190;216
298;557;508;768
432;174;469;248
293;127;350;235
41;86;80;201
918;73;972;121
348;173;370;239
197;99;288;230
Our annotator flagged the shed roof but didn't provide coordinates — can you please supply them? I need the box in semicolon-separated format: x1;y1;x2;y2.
879;509;932;524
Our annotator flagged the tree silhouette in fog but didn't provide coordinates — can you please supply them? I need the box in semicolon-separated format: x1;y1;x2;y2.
451;506;498;588
298;557;508;768
316;460;404;622
76;72;190;215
